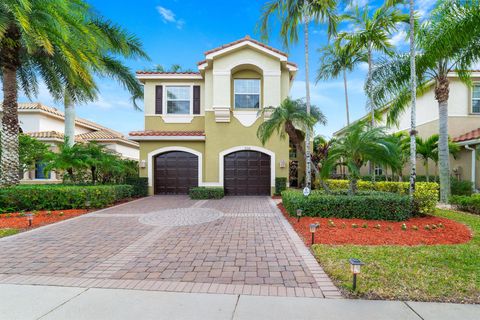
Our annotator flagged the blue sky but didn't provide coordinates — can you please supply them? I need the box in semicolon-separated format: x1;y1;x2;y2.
18;0;437;138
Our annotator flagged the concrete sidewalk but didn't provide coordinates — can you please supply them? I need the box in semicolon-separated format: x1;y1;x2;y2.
1;284;478;320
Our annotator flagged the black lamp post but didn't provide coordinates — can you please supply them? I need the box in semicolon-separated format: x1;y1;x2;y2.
309;223;319;244
349;258;364;291
296;209;302;222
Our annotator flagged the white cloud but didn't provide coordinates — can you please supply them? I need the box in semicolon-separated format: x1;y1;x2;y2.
417;0;437;20
390;30;408;47
344;0;369;12
156;6;185;29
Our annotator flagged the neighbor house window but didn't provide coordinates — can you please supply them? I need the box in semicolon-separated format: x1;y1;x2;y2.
289;142;297;158
35;161;50;179
472;84;480;114
234;79;260;109
374;165;383;176
166;86;191;114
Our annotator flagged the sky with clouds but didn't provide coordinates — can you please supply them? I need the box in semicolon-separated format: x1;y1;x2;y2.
13;0;439;138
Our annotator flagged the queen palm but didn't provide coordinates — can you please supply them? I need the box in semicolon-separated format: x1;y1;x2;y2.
259;0;337;190
416;135;439;182
321;121;400;194
0;0;147;184
316;39;367;125
367;0;480;202
257;97;326;163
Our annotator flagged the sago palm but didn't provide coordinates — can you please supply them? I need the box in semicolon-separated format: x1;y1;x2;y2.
367;0;480;202
257;97;326;160
316;39;367;125
259;0;337;190
321;121;400;194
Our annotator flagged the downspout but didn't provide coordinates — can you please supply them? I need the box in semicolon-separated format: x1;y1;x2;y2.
465;144;476;192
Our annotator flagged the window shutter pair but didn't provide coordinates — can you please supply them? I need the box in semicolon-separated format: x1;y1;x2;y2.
155;85;201;115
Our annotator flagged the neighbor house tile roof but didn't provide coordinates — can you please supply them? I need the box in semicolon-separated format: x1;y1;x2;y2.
452;128;480;142
25;131;83;143
136;71;201;75
76;129;139;147
129;130;205;137
204;35;288;57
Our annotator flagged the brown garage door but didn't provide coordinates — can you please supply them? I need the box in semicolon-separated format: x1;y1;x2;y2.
154;151;198;194
224;151;271;196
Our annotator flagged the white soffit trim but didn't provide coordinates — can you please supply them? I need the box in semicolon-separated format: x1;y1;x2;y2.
162;115;195;123
129;136;205;141
233;111;259;127
147;146;203;187
136;74;203;80
205;41;287;62
218;146;276;187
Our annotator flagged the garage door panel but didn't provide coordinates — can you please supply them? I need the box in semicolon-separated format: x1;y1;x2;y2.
224;150;270;196
154;151;198;195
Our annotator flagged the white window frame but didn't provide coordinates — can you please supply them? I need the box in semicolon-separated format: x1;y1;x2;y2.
233;79;261;109
472;83;480;114
164;85;193;115
374;165;383;176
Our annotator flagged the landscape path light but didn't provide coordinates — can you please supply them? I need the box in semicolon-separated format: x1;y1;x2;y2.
309;223;319;245
26;213;33;227
349;258;365;291
296;209;302;222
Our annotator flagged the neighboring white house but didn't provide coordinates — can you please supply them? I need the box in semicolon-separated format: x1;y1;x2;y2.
0;102;139;183
334;71;480;189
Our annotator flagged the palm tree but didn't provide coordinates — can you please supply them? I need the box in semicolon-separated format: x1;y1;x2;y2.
342;4;408;125
259;0;337;190
0;1;148;183
407;0;417;197
416;135;439;182
316;39;367;125
321;121;400;194
367;0;480;202
257;97;326;162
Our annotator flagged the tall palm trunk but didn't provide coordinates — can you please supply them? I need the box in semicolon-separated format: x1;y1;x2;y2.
408;0;417;198
0;25;21;186
367;47;375;181
435;74;451;203
64;93;76;147
424;160;429;182
343;69;350;125
304;19;312;189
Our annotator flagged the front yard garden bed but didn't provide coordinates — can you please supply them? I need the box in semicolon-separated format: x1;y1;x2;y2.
311;209;480;303
279;203;472;245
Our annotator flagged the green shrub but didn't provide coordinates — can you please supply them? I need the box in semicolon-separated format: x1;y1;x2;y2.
322;179;438;214
275;177;287;196
0;185;134;212
450;194;480;215
126;177;149;197
451;179;473;196
281;190;411;221
189;187;224;200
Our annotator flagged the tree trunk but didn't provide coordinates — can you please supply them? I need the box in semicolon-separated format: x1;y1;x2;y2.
64;93;76;147
367;47;375;181
0;25;22;186
435;75;451;203
304;19;312;190
343;69;350;125
425;160;429;182
349;176;358;195
409;0;417;198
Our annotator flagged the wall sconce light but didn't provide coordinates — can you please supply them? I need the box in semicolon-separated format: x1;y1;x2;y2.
279;160;286;168
140;160;146;168
349;258;365;291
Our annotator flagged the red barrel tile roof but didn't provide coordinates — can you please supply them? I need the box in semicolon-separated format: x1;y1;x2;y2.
452;128;480;142
129;130;205;137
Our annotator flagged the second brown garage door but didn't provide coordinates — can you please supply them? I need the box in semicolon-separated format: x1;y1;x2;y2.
224;150;271;196
154;151;198;194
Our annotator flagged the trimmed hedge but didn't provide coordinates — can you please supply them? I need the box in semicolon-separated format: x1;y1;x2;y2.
126;177;149;197
189;187;224;199
275;177;287;196
451;179;474;196
323;179;439;214
282;190;411;221
450;194;480;215
0;185;134;212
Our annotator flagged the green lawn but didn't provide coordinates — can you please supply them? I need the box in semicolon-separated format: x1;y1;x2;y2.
0;228;19;238
312;209;480;303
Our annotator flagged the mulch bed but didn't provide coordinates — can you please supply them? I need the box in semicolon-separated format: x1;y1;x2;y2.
278;203;473;246
0;209;88;230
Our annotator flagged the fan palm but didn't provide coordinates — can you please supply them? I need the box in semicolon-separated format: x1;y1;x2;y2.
316;39;367;125
0;0;148;184
321;121;400;194
257;97;326;160
367;0;480;202
259;0;337;190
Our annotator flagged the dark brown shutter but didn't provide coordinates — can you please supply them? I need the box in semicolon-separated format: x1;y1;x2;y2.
155;85;163;114
193;85;200;114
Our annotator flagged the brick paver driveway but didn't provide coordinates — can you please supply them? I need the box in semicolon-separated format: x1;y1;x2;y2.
0;196;340;298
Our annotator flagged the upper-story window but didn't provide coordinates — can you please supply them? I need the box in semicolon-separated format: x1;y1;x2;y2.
166;86;191;114
472;84;480;114
234;79;260;109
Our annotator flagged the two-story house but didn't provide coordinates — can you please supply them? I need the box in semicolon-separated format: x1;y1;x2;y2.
333;71;480;189
130;36;299;195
